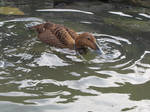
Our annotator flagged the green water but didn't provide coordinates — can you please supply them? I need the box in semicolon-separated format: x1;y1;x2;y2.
0;0;150;112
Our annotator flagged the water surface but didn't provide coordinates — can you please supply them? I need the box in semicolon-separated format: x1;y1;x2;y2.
0;1;150;112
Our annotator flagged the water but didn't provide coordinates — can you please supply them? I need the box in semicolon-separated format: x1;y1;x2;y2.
0;1;150;112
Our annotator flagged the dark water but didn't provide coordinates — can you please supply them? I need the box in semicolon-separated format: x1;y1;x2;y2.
0;0;150;112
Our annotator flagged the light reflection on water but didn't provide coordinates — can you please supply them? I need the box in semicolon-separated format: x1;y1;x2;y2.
109;11;133;17
35;52;69;68
0;2;150;112
0;94;150;112
36;9;94;15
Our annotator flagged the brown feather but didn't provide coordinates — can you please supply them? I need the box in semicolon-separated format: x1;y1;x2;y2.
31;22;99;54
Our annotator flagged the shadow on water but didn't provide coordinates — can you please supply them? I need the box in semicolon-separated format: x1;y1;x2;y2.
0;0;150;112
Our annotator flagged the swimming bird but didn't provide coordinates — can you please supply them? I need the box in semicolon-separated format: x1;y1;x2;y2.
30;22;102;54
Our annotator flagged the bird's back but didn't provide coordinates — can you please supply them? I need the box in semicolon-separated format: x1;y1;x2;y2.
31;22;78;49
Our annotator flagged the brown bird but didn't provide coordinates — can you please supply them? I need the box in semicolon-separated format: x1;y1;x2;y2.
30;22;102;54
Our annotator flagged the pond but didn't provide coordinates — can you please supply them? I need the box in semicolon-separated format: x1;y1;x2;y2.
0;0;150;112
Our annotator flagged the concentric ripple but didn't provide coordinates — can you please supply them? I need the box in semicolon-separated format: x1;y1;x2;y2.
0;16;149;112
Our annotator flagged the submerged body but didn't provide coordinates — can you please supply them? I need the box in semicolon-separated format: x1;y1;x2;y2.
31;22;101;54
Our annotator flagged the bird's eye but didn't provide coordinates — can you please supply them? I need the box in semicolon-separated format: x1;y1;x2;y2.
87;37;90;40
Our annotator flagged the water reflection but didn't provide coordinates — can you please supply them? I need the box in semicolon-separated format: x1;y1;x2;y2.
36;9;94;15
1;93;150;112
0;17;149;102
35;52;69;68
139;13;150;19
0;0;150;112
109;11;133;17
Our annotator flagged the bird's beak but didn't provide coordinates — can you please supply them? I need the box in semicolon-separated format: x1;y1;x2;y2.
95;42;103;55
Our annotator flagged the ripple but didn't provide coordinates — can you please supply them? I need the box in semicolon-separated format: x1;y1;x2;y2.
1;93;150;112
80;21;92;24
66;55;83;62
70;72;81;77
64;76;119;89
51;47;76;55
12;79;41;89
0;92;37;97
15;67;31;73
68;94;150;112
10;75;119;95
109;11;133;17
35;52;69;68
0;60;15;68
0;6;149;112
0;17;44;27
139;13;150;19
44;91;71;96
0;61;5;68
13;53;33;60
95;51;150;85
36;9;94;15
25;96;67;105
93;33;131;45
